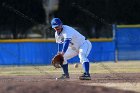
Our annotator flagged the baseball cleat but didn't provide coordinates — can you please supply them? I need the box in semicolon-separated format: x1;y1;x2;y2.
79;73;91;80
57;74;70;79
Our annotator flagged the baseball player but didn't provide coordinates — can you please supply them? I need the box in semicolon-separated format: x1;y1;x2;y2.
51;18;92;80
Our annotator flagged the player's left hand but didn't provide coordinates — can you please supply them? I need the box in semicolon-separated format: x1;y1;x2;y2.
51;53;64;68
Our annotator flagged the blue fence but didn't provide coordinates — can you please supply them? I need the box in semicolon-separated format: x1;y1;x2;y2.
116;26;140;60
69;41;115;63
1;25;139;65
0;40;115;65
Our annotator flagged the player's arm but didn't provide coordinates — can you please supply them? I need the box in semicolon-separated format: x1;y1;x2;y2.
61;38;71;55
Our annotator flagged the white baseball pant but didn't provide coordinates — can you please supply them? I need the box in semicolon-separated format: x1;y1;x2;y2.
63;40;92;64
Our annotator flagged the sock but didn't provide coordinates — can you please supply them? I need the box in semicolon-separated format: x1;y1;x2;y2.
62;64;69;76
82;62;89;75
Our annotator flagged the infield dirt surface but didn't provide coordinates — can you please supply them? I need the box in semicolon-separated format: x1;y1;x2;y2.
0;73;139;93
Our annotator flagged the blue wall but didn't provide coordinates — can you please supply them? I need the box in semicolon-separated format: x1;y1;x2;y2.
116;27;140;60
0;41;115;65
1;25;140;65
69;41;115;63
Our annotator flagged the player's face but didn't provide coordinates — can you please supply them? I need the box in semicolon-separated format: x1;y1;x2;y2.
54;25;62;33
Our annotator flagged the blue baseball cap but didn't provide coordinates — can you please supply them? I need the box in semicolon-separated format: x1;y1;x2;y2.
51;18;62;28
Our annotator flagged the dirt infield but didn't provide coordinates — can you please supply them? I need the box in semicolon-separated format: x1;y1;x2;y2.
0;73;139;93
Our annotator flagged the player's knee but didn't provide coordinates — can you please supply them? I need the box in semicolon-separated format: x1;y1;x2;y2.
80;58;89;64
79;53;88;63
63;61;68;65
62;57;68;65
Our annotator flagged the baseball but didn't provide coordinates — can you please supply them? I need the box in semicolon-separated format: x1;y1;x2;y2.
74;63;78;68
55;78;58;80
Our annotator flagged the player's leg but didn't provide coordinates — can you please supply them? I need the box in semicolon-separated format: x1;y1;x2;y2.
58;47;78;79
78;40;92;80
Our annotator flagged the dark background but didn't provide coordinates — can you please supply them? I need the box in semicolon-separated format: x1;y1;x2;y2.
0;0;140;39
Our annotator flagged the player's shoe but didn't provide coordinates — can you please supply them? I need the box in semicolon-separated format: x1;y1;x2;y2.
58;74;70;79
79;73;91;80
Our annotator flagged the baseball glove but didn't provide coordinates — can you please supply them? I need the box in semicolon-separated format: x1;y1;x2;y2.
51;54;64;68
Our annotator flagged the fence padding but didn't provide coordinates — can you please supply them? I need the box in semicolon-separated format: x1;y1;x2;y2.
0;41;115;65
116;27;140;60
